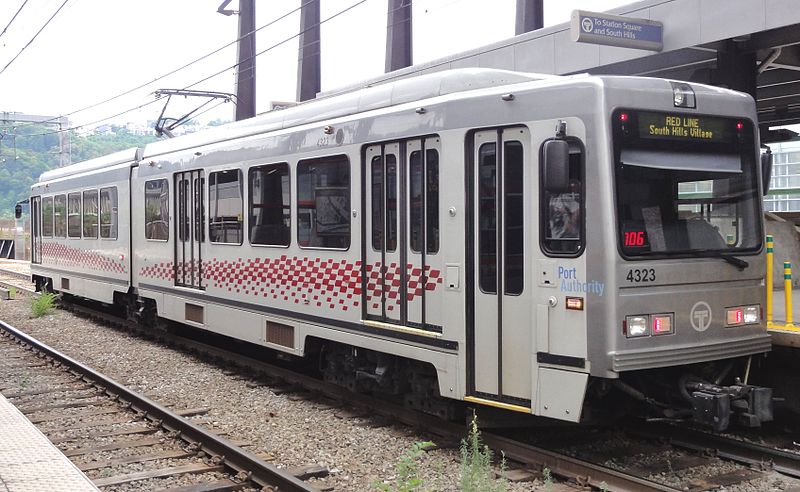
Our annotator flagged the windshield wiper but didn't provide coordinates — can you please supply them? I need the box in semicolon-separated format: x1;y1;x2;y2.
683;249;749;270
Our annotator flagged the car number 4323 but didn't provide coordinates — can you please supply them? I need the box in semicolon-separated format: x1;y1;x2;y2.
626;268;656;283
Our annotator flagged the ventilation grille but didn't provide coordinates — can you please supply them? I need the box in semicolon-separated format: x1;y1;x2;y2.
185;303;204;324
61;278;70;290
266;321;294;348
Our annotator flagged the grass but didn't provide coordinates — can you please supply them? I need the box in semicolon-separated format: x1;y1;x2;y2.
30;292;57;318
372;441;432;492
460;413;507;492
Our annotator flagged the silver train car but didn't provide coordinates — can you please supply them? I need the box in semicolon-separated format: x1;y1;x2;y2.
27;69;773;431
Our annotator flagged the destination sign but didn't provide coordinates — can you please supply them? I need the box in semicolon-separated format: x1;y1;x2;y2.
571;10;663;52
637;112;733;143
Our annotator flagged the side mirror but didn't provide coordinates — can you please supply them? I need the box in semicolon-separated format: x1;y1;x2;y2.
14;204;22;219
761;149;773;196
543;139;570;193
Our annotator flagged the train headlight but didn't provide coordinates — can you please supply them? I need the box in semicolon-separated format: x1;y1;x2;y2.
670;82;696;109
625;315;649;338
726;305;760;326
652;314;674;336
744;305;760;324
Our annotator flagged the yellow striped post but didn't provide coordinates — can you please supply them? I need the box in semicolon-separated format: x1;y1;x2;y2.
766;235;773;327
785;261;794;328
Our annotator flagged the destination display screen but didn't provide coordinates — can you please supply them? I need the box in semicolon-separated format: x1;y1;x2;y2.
636;111;735;143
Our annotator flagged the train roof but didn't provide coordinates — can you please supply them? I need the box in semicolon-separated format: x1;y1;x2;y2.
139;68;553;159
38;147;141;183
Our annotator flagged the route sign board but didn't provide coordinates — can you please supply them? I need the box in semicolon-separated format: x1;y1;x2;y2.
571;10;663;52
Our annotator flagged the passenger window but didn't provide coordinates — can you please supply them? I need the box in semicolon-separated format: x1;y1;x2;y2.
82;190;99;238
54;195;66;238
504;141;524;295
540;140;585;256
42;197;53;238
478;143;497;293
100;187;118;239
297;155;350;249
409;149;439;254
209;170;244;244
145;179;169;241
249;163;290;246
68;193;81;238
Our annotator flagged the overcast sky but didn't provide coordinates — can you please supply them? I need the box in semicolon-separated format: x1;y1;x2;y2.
0;0;632;130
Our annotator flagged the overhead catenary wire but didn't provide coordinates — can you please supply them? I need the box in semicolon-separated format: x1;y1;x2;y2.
18;0;375;139
0;0;30;39
14;0;316;130
0;0;70;76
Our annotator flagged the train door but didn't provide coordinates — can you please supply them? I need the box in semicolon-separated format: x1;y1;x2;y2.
406;137;442;330
365;143;401;322
363;138;442;330
174;170;205;289
469;127;531;404
31;196;42;264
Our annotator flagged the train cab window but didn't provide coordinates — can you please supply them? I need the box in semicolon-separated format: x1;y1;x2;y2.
54;195;66;238
540;140;585;256
83;190;99;238
67;193;81;238
100;187;118;239
410;149;439;254
297;155;350;249
249;163;290;246
41;197;53;238
209;170;244;244
145;179;169;241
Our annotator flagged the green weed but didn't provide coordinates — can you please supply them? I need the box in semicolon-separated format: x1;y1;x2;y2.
30;292;56;318
372;441;432;492
460;413;507;492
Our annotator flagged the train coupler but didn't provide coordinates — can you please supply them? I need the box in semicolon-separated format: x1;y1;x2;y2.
687;381;773;432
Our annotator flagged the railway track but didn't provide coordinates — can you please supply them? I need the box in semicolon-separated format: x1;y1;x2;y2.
57;298;765;492
0;318;317;491
3;266;799;490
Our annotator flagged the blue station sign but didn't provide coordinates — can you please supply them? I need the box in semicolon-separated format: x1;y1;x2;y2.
570;10;663;52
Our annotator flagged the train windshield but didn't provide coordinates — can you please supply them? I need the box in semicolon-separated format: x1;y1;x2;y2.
612;110;762;257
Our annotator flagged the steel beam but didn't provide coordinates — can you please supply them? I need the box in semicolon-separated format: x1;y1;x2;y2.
515;0;543;35
235;0;256;120
385;0;412;72
297;0;321;102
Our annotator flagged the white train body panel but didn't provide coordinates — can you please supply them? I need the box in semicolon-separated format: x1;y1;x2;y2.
29;69;770;422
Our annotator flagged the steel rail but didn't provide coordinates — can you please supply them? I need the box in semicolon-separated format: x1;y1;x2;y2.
628;422;800;479
59;302;680;492
0;267;31;281
0;318;316;492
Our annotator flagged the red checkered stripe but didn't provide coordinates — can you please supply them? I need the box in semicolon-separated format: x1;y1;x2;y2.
205;256;362;311
137;256;443;313
41;242;126;274
366;262;443;312
140;261;175;281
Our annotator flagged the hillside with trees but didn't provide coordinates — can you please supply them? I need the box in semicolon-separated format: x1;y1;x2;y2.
0;124;159;219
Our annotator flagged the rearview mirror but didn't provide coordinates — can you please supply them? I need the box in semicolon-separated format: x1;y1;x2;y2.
761;149;773;196
543;139;569;193
14;204;22;219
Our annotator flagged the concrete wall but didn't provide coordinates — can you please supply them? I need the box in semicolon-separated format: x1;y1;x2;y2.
766;214;800;289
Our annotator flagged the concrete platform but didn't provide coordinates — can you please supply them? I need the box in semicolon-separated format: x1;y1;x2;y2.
0;259;30;277
0;392;98;491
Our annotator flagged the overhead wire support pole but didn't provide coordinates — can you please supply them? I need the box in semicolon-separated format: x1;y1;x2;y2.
297;0;321;102
220;0;256;121
385;0;412;73
515;0;543;35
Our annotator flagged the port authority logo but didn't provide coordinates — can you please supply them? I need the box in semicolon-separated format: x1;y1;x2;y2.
581;17;594;33
690;301;712;332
